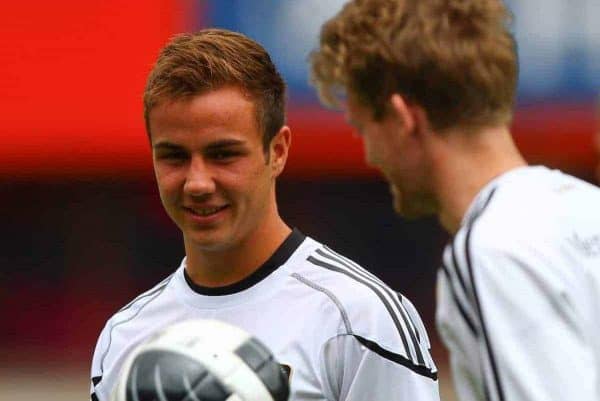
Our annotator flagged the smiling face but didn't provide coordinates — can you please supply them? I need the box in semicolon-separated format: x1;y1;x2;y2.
149;86;288;252
346;98;437;219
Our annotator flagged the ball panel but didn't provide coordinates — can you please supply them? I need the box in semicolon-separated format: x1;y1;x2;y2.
234;338;272;371
125;350;231;401
254;360;290;401
234;338;290;401
189;371;232;401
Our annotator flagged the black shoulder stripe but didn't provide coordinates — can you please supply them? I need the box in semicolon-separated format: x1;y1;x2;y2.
464;188;506;401
441;263;478;337
323;246;387;287
397;294;421;344
450;238;475;305
323;246;373;273
100;275;173;374
316;248;426;366
353;335;438;381
316;248;386;289
307;255;413;363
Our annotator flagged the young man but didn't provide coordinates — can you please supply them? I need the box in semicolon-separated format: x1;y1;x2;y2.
90;29;440;401
310;1;600;400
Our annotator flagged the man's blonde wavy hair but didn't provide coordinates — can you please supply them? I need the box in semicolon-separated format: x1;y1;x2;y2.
310;0;518;131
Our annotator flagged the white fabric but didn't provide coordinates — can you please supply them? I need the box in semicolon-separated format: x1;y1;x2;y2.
437;166;600;401
320;335;438;401
91;235;439;401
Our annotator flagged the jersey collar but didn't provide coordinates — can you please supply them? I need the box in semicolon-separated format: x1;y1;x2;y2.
182;227;306;296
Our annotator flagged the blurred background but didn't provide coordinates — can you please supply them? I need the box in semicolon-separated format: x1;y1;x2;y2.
1;1;598;400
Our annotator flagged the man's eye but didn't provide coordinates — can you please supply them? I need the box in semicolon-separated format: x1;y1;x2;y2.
209;151;239;160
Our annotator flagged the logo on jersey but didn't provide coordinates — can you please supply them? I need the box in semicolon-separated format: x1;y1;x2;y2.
568;232;600;258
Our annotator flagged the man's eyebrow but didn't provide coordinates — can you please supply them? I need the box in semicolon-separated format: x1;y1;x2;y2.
204;139;246;150
153;142;182;151
152;139;247;151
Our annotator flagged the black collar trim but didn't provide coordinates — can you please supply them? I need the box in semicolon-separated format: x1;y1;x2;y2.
184;228;306;296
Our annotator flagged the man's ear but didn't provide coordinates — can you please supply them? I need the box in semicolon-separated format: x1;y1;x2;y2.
389;94;415;134
389;94;430;138
269;125;291;177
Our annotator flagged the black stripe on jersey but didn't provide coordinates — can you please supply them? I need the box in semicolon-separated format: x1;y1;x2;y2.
315;248;426;366
397;293;421;343
117;273;174;314
321;247;427;362
464;188;506;401
354;335;438;381
441;262;478;336
450;239;475;305
321;246;425;348
307;255;414;365
99;276;173;374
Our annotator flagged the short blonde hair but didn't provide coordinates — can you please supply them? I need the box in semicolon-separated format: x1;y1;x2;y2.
310;0;518;131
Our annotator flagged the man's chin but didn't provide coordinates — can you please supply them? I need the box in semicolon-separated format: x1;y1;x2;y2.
184;229;234;252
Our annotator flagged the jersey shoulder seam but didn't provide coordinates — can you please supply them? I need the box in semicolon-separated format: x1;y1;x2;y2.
291;272;353;335
97;273;175;381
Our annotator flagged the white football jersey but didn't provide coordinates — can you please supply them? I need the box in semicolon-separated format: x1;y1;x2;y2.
91;229;439;401
437;166;600;401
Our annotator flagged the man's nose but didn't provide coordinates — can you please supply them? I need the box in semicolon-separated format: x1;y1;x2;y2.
183;157;216;197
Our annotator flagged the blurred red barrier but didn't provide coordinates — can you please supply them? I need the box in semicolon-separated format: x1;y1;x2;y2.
0;0;193;179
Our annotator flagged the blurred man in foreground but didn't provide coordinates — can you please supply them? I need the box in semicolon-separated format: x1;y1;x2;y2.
311;0;600;400
90;29;439;401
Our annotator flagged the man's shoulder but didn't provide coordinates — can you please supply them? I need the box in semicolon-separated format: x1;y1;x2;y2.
106;272;177;326
476;167;600;231
460;167;600;256
113;272;176;318
292;240;397;311
292;240;432;361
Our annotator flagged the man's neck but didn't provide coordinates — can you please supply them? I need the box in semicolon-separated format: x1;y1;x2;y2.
183;216;291;288
431;125;527;234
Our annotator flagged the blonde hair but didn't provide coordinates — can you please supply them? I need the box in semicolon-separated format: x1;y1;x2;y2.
310;0;518;131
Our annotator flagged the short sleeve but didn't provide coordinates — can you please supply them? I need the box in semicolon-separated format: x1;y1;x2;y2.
319;334;440;401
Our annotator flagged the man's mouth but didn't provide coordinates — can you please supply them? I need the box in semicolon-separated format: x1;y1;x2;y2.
184;205;229;216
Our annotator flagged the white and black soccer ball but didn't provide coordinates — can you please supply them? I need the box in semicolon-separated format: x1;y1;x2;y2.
111;319;290;401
